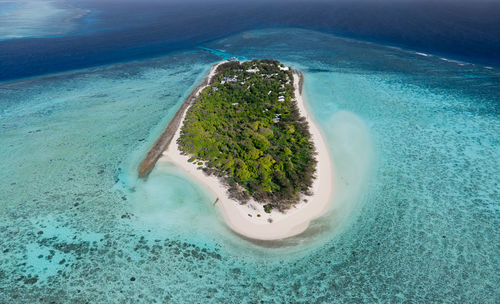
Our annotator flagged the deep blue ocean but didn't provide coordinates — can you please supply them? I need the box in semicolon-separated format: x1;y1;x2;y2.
0;1;499;303
1;0;500;81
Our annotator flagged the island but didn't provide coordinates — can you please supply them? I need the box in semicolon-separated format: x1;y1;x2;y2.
142;59;334;240
178;60;316;210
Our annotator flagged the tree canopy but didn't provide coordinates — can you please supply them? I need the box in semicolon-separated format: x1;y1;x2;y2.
178;60;316;210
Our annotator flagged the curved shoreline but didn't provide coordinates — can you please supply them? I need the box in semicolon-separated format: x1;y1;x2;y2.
153;62;334;241
138;62;225;177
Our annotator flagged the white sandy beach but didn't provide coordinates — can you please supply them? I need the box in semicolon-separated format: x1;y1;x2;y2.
157;63;334;240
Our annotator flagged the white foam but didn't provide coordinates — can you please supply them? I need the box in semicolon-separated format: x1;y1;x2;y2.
439;57;467;65
415;52;429;57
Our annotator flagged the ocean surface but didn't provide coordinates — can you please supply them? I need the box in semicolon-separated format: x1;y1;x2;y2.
1;1;500;303
1;0;500;81
1;27;499;303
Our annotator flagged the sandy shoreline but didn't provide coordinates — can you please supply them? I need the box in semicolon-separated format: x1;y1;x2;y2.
157;63;334;241
138;62;225;177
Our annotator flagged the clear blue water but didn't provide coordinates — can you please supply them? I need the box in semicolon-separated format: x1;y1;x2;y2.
0;28;499;302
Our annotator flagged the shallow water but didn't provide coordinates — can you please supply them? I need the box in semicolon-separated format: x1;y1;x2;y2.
1;29;499;303
0;0;86;40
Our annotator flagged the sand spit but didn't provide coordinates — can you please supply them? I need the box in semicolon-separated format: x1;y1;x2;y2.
138;62;225;177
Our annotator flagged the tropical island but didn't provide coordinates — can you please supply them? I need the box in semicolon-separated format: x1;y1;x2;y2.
142;59;334;240
177;60;316;211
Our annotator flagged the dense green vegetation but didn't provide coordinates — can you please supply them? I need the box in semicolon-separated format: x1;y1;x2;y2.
178;60;316;210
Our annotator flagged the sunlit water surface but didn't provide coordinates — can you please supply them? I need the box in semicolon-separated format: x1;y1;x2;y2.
0;29;499;303
0;0;87;40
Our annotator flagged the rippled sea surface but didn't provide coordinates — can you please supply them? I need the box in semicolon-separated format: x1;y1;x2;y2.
1;29;499;303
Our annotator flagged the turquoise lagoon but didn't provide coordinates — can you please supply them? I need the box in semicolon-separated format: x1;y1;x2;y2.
0;29;499;302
